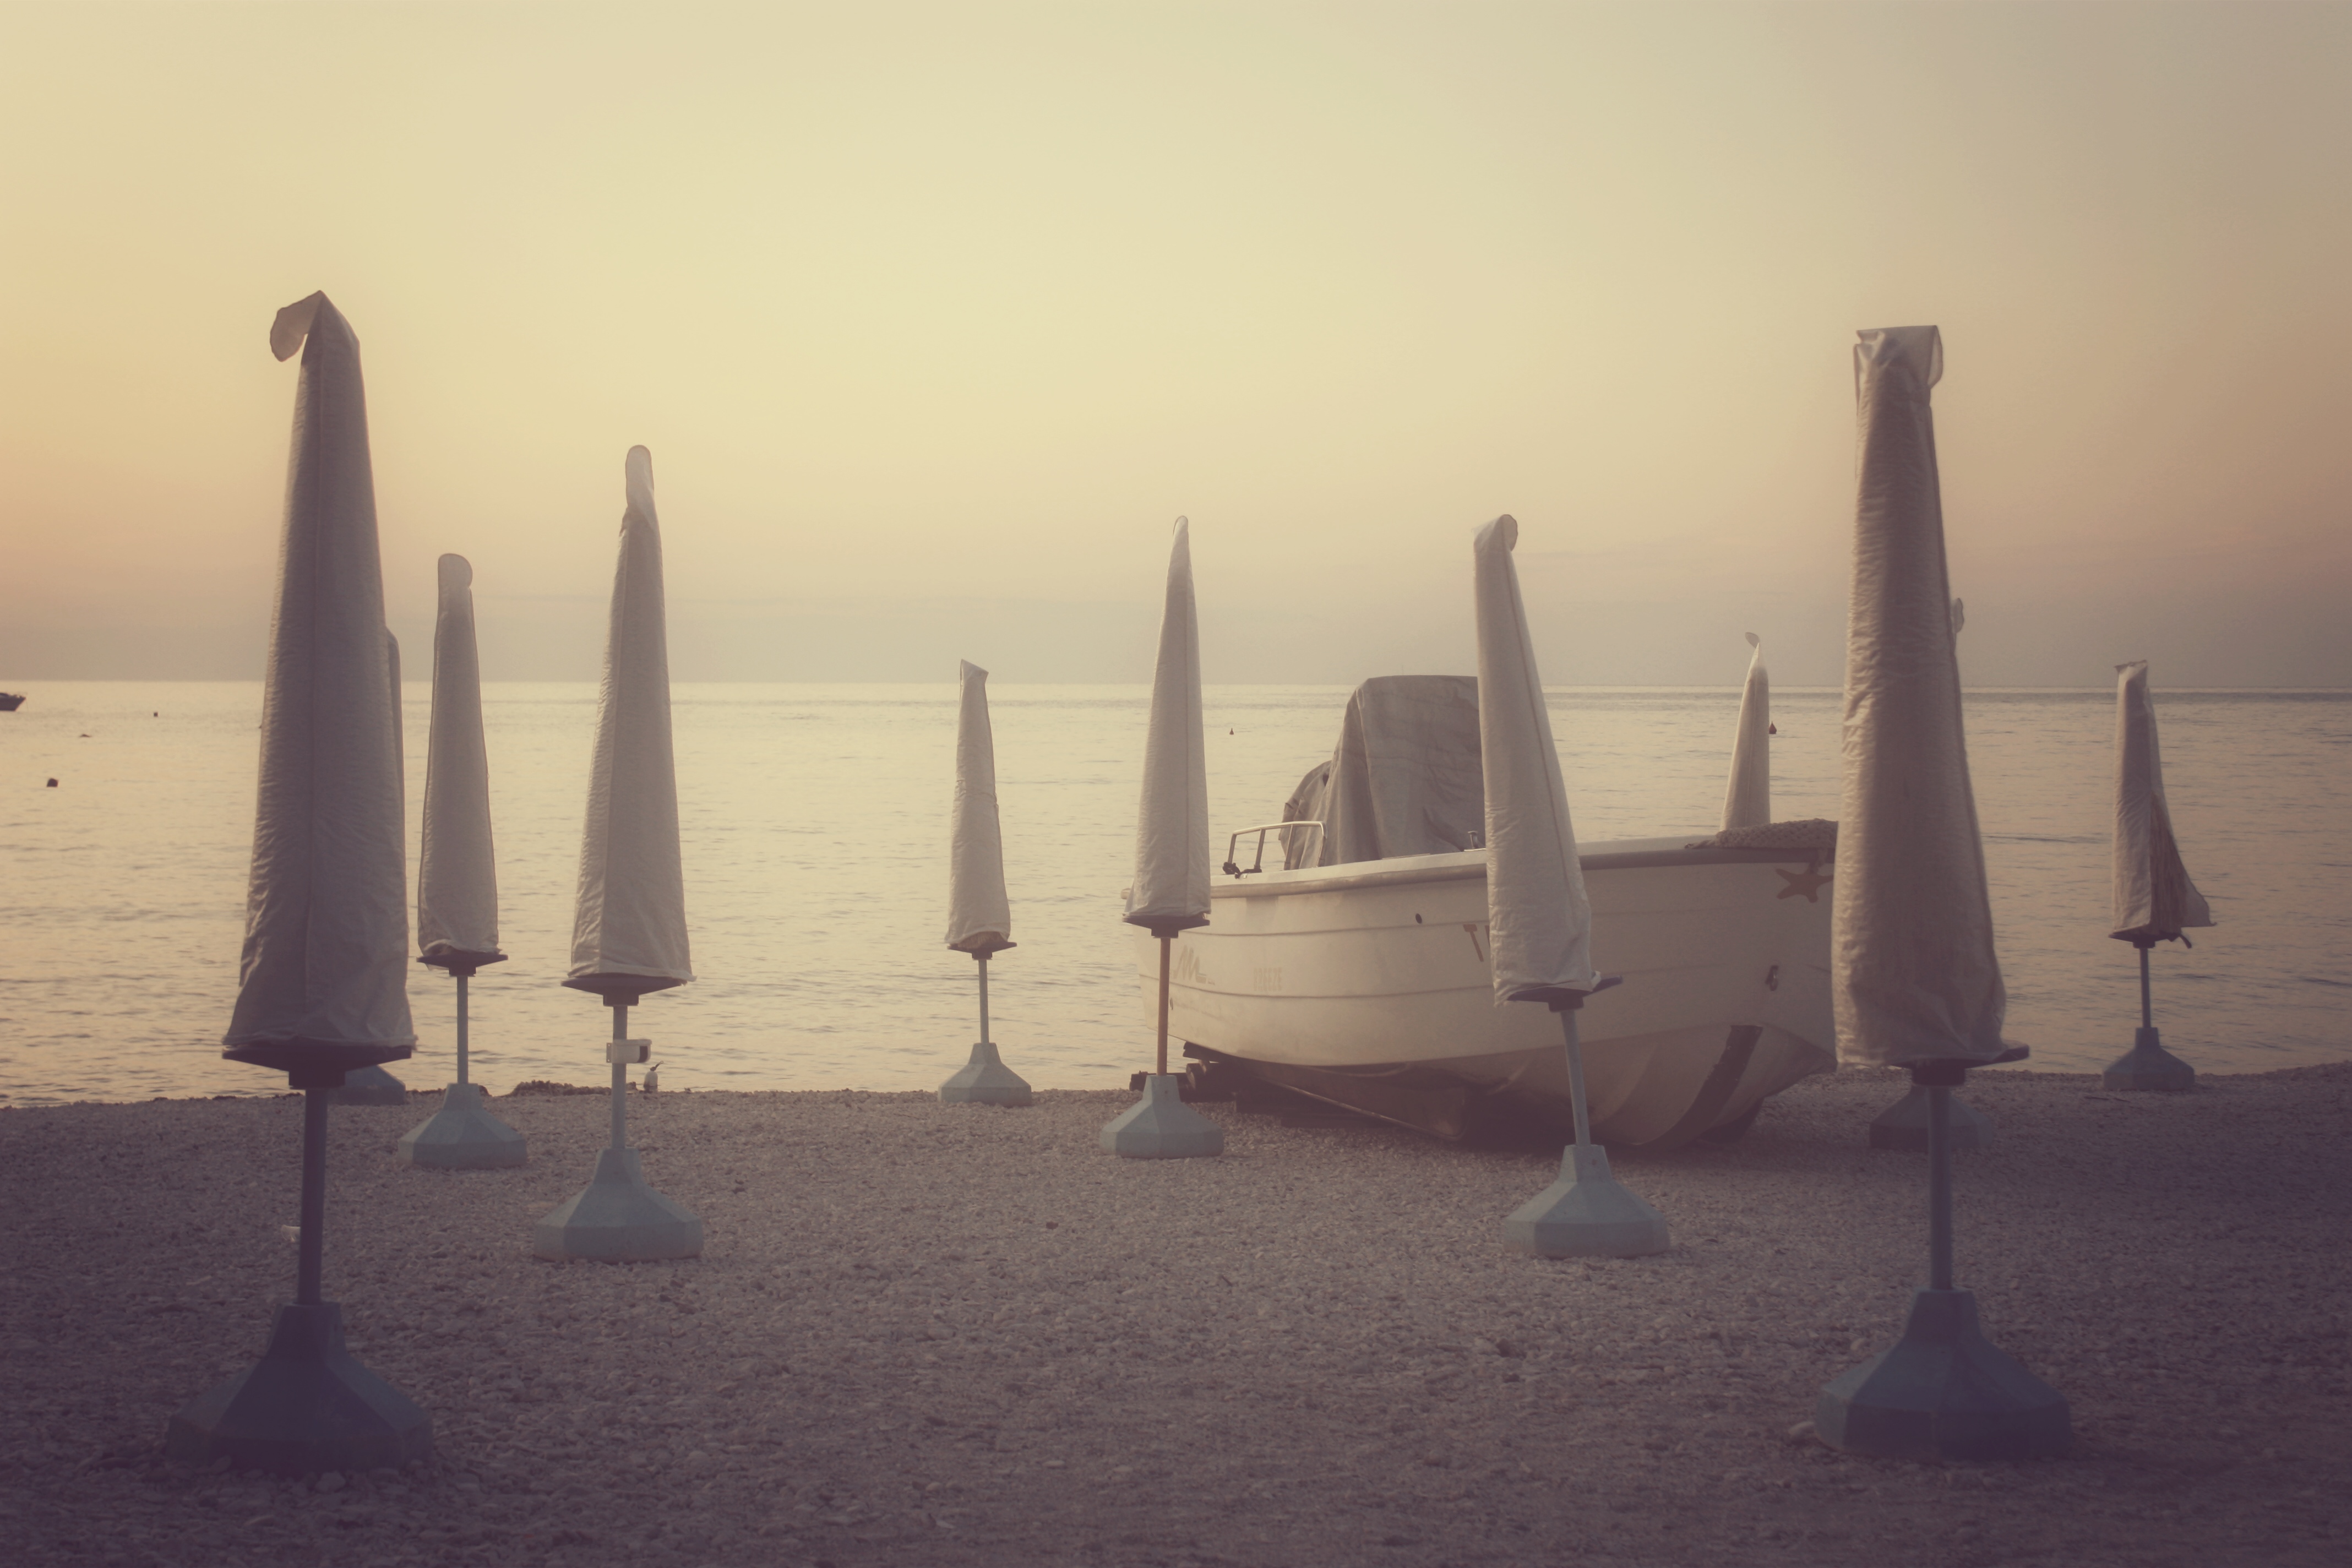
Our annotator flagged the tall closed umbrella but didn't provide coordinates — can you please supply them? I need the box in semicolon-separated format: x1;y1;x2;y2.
532;446;702;1260
2101;660;2213;1090
1721;633;1772;832
1102;518;1224;1158
1814;325;2068;1461
167;291;432;1473
399;553;526;1167
1477;515;1668;1258
940;660;1032;1106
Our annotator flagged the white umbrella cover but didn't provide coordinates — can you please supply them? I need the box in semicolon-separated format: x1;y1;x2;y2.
222;292;415;1057
1721;633;1771;831
418;554;500;960
569;446;693;989
1124;518;1210;934
2110;660;2213;944
1832;325;2006;1067
1473;514;1599;1003
946;660;1014;952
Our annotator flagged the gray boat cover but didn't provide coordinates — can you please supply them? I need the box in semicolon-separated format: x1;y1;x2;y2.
1282;676;1485;868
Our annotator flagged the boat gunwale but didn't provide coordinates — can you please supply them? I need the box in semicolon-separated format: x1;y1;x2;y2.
1208;842;1832;901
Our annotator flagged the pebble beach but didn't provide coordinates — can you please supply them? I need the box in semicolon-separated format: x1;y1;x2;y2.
2;1063;2346;1568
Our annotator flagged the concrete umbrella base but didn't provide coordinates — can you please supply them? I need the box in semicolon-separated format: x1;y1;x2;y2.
2102;1027;2195;1092
532;1147;703;1261
1870;1087;1992;1152
1816;1287;2072;1461
939;1042;1033;1107
166;1302;433;1476
398;1082;528;1169
1101;1074;1224;1159
1501;1142;1672;1259
329;1065;409;1107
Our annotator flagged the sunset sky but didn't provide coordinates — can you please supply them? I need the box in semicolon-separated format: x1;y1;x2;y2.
2;1;2345;687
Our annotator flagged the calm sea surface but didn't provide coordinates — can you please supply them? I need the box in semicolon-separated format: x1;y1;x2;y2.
2;683;2345;1106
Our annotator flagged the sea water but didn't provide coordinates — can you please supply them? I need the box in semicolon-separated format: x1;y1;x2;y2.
2;683;2345;1106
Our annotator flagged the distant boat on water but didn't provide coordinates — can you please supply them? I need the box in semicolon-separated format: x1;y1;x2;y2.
0;693;25;711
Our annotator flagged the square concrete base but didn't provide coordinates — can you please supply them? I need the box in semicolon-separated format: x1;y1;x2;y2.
532;1147;703;1261
1816;1287;2071;1461
1501;1142;1672;1258
2103;1027;2195;1091
166;1302;433;1476
1101;1074;1224;1158
398;1082;528;1169
940;1041;1033;1107
329;1065;410;1107
1870;1086;1993;1152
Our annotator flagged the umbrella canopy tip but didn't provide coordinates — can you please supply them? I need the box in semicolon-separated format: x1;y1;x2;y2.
269;292;332;361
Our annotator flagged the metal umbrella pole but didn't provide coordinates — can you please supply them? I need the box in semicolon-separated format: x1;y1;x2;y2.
1500;982;1669;1258
399;954;526;1169
532;985;702;1261
169;1054;435;1473
2102;937;2196;1090
940;944;1032;1107
1816;1057;2070;1460
1101;924;1224;1159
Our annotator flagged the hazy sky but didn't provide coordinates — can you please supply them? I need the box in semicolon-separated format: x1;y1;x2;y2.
3;1;2345;687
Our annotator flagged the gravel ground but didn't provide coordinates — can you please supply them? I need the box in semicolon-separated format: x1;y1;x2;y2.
2;1062;2346;1568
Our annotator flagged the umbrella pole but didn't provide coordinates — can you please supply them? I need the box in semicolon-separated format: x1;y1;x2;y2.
296;1087;329;1306
1928;1084;1953;1291
529;989;700;1260
1815;1060;2070;1459
166;1070;434;1472
397;960;526;1169
1156;934;1173;1078
2103;937;2193;1091
1560;1009;1593;1150
610;1001;630;1153
939;948;1034;1107
1499;997;1669;1258
1099;926;1223;1158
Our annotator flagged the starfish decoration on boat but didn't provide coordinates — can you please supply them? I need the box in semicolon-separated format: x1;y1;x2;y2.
1773;865;1834;902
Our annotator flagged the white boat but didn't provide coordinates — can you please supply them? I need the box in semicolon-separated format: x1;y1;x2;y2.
1133;679;1837;1148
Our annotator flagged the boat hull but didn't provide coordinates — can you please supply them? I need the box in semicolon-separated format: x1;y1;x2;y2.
1135;837;1836;1148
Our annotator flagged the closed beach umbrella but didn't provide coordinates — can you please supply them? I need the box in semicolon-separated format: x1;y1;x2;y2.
1124;518;1211;939
2101;659;2213;1090
399;553;525;1167
570;447;694;994
1474;515;1598;1005
940;660;1031;1106
946;660;1014;954
1721;633;1771;832
223;295;415;1066
170;291;431;1473
1102;518;1222;1157
1814;325;2067;1461
1832;333;2003;1070
535;446;701;1260
418;554;500;964
1478;514;1666;1257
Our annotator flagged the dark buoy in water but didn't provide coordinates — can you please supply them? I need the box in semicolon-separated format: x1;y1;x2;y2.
46;778;58;787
